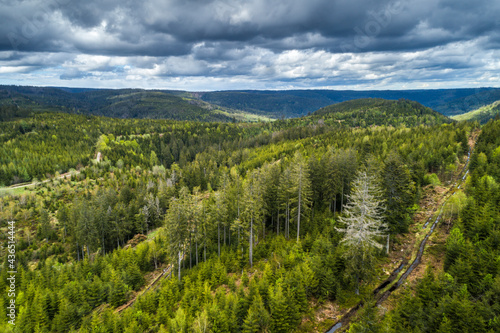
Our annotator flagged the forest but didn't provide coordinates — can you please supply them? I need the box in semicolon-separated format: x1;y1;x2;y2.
2;85;500;120
0;96;498;333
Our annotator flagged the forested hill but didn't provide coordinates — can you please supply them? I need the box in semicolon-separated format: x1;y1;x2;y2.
293;98;451;128
2;85;500;121
0;86;269;122
434;89;500;116
451;100;500;124
199;88;500;118
0;97;451;186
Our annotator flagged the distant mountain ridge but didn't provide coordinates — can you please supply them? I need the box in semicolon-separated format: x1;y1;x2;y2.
1;85;499;121
199;88;500;117
0;86;270;122
434;89;500;116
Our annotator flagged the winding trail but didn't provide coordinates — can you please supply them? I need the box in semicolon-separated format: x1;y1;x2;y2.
325;134;478;333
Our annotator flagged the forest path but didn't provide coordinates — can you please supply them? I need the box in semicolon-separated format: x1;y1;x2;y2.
324;129;480;333
115;264;173;314
2;170;80;190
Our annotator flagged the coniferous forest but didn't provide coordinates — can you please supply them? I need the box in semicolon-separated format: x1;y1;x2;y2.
0;93;499;333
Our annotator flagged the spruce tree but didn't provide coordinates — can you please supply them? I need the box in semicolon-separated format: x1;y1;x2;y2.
269;284;290;333
382;153;415;234
290;152;312;242
241;170;264;268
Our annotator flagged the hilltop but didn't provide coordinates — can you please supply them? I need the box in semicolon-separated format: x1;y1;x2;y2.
277;98;451;129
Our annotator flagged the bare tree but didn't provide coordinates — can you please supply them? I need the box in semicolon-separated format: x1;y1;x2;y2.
336;171;387;294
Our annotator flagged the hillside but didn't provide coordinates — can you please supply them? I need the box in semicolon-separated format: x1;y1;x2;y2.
2;85;499;121
451;100;500;124
434;89;500;116
0;98;449;186
304;98;451;127
199;88;498;118
0;86;272;122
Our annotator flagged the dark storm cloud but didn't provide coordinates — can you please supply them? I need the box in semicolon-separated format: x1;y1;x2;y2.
0;0;499;89
1;0;497;55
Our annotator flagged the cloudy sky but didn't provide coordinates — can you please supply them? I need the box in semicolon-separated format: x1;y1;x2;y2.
0;0;499;91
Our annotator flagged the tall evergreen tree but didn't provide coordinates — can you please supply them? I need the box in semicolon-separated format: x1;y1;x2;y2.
165;187;191;281
242;170;264;268
382;152;416;234
290;152;312;242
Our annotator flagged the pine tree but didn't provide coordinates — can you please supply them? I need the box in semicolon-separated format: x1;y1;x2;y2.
290;152;312;242
169;307;188;333
109;270;128;307
269;284;290;333
323;149;342;213
278;167;293;238
242;294;269;333
242;170;264;268
165;187;191;281
382;152;415;234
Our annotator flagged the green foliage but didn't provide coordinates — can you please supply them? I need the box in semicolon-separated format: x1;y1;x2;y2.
452;101;500;124
312;98;451;127
378;120;500;332
201;88;498;118
383;152;416;233
0;95;479;333
423;173;441;186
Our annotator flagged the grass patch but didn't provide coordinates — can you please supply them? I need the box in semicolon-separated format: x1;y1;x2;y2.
0;186;30;197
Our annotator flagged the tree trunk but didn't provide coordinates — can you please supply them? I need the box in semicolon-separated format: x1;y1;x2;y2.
277;210;280;235
297;170;302;243
386;234;390;255
249;216;253;268
288;202;290;239
263;219;265;240
341;183;344;213
178;250;182;281
102;234;105;256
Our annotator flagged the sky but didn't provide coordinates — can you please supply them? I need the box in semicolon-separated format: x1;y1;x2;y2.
0;0;499;91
